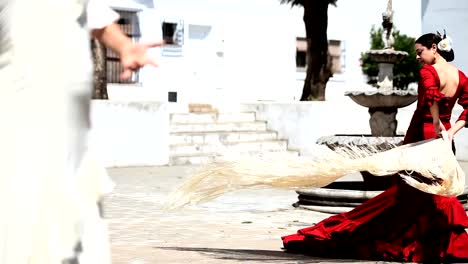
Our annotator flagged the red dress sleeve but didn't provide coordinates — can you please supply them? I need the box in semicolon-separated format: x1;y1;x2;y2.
457;73;468;122
420;65;443;107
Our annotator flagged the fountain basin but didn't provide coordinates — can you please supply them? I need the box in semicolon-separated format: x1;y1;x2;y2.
345;90;417;109
295;181;468;214
365;49;408;64
344;90;417;136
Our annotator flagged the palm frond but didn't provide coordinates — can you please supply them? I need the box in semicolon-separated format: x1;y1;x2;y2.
279;0;303;6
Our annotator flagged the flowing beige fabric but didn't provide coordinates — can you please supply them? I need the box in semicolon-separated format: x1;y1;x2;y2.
164;133;464;210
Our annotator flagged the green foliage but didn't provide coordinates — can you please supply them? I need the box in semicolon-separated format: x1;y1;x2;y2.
360;26;420;90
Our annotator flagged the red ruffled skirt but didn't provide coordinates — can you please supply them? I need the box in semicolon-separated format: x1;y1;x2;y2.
282;180;468;262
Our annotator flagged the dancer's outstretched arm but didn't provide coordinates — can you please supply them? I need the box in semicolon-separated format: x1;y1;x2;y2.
87;0;163;79
448;120;467;140
91;24;163;79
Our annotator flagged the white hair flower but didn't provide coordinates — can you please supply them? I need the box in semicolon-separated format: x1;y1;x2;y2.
438;36;453;52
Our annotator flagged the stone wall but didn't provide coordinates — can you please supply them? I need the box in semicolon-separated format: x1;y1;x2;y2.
89;101;169;167
88;100;468;167
240;101;468;161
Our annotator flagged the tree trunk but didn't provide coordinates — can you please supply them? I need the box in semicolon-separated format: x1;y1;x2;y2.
300;1;333;101
91;39;108;100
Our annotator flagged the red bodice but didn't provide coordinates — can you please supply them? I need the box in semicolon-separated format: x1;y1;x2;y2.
404;64;468;143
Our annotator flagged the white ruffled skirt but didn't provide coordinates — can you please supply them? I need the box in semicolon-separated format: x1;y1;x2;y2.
0;0;113;262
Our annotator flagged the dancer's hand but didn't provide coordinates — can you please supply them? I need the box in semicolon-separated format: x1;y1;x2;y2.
446;127;455;142
434;120;449;139
119;41;164;79
437;121;453;151
92;23;164;79
438;120;447;137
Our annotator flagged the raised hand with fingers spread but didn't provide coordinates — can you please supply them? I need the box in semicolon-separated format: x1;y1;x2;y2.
119;41;164;79
91;23;163;79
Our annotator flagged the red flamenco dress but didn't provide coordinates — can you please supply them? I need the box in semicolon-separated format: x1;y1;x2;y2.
282;65;468;262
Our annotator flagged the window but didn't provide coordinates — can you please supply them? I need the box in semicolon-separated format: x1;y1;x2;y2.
107;10;141;84
162;22;177;44
188;24;211;40
328;39;343;74
295;37;344;74
168;91;177;102
296;37;307;72
161;20;184;57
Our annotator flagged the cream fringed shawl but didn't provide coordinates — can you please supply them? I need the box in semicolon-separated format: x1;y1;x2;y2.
164;134;465;210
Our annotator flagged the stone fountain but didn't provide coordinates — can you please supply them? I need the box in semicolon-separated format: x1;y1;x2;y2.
345;0;416;138
294;0;468;213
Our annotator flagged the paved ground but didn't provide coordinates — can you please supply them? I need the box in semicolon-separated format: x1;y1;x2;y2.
103;162;468;264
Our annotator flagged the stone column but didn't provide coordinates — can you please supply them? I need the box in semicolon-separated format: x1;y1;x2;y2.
378;62;394;83
368;107;397;137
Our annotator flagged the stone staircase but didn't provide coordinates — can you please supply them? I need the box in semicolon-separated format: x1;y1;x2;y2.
169;104;299;165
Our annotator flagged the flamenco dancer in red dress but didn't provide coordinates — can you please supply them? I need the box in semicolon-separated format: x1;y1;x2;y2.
282;32;468;262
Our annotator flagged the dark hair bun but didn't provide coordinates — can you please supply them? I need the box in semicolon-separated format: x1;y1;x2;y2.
415;32;455;62
439;49;455;62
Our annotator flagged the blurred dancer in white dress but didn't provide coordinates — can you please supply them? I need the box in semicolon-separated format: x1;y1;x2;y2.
0;0;162;263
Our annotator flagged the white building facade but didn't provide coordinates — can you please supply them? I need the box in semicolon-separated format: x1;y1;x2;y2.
105;0;422;104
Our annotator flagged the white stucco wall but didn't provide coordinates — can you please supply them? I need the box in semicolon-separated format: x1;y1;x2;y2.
89;101;169;167
107;0;298;103
240;102;468;161
240;101;411;155
421;0;468;71
87;100;468;168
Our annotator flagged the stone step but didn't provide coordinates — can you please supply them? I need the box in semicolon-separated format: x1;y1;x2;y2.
170;140;289;156
170;150;300;165
188;103;217;113
170;121;267;133
170;155;218;166
170;131;278;145
170;112;256;124
168;109;299;166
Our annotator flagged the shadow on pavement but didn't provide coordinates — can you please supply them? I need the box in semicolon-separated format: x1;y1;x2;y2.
156;246;364;263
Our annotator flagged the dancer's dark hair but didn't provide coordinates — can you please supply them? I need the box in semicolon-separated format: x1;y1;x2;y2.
415;31;454;62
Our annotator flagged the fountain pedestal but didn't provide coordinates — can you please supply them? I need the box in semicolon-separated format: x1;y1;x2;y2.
368;108;397;136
